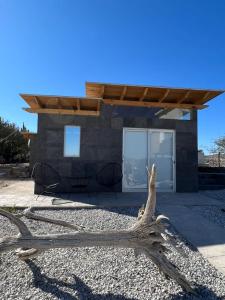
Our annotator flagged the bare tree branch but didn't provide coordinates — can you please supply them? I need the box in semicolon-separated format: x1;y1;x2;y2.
22;207;84;231
141;164;156;223
0;209;32;237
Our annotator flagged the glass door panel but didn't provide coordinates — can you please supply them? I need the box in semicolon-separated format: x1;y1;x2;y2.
123;129;148;189
148;131;174;191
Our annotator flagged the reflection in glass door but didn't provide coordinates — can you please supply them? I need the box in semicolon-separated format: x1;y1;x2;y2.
148;130;174;191
123;129;148;189
123;129;175;192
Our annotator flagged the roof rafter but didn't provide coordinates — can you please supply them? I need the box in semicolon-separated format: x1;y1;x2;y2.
57;97;62;109
178;91;191;103
77;98;80;110
33;96;42;108
201;91;211;102
120;86;127;100
97;99;101;111
100;85;105;98
159;89;170;103
139;87;149;101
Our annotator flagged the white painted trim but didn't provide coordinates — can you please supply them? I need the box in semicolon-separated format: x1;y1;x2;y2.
122;128;176;192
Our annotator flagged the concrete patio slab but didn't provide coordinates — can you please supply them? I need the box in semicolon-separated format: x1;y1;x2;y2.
157;202;225;275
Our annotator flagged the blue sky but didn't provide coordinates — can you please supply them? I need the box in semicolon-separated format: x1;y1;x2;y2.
0;0;225;152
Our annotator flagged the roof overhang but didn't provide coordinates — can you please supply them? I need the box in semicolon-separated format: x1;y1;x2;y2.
20;94;101;116
20;83;224;116
85;82;224;110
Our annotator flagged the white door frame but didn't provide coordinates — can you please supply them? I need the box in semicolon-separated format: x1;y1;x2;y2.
122;128;176;192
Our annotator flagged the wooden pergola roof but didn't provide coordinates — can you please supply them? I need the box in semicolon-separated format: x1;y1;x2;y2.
20;94;101;116
86;82;224;110
21;82;224;116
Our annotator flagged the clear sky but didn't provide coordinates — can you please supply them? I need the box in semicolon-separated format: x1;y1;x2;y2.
0;0;225;153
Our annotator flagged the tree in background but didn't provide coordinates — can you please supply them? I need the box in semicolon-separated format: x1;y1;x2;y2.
207;136;225;167
0;117;29;163
213;136;225;154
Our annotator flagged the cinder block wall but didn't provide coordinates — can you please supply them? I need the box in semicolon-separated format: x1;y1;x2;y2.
32;105;198;193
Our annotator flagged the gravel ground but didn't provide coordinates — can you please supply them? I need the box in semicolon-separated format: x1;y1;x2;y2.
0;208;225;300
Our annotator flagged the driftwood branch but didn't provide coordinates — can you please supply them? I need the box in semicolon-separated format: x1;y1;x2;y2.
0;209;31;237
22;207;84;231
0;164;195;293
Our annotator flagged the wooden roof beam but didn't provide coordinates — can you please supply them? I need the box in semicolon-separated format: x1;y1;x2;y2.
34;96;42;108
97;99;101;111
57;97;62;109
139;87;149;101
159;89;170;102
178;91;191;103
23;107;100;116
77;98;80;110
103;99;207;110
100;85;105;98
120;86;127;100
201;91;211;103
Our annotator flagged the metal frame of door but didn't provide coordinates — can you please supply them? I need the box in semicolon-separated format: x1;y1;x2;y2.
122;128;176;192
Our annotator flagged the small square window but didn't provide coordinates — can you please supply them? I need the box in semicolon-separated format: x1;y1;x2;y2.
64;126;80;157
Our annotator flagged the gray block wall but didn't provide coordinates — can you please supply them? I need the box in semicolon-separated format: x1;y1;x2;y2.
32;105;198;194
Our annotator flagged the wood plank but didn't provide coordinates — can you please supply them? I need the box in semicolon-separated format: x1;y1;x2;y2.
159;89;170;102
103;99;207;110
201;91;211;102
34;96;42;108
100;85;105;98
77;98;80;110
57;97;62;109
97;100;101;111
178;91;191;103
120;86;127;100
23;108;100;116
139;87;149;101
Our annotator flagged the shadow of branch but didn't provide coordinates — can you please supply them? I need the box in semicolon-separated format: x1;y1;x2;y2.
25;259;138;300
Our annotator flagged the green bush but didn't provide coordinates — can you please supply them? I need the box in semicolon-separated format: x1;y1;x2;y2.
0;117;29;163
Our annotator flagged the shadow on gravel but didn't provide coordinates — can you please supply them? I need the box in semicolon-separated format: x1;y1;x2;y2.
25;259;137;300
170;284;224;300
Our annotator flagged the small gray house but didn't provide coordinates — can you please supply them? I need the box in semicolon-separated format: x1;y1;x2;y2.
21;82;224;194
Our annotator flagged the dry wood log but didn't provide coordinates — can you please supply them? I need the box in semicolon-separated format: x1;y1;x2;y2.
0;165;195;293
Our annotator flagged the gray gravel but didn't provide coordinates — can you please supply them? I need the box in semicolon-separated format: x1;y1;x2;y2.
0;207;225;300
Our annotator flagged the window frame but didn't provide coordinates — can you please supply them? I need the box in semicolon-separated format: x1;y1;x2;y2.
157;108;193;121
63;125;81;158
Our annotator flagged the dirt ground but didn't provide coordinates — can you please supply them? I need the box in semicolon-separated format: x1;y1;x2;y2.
0;180;17;189
0;179;34;195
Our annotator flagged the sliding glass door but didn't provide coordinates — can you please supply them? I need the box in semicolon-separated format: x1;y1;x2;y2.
123;128;175;192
